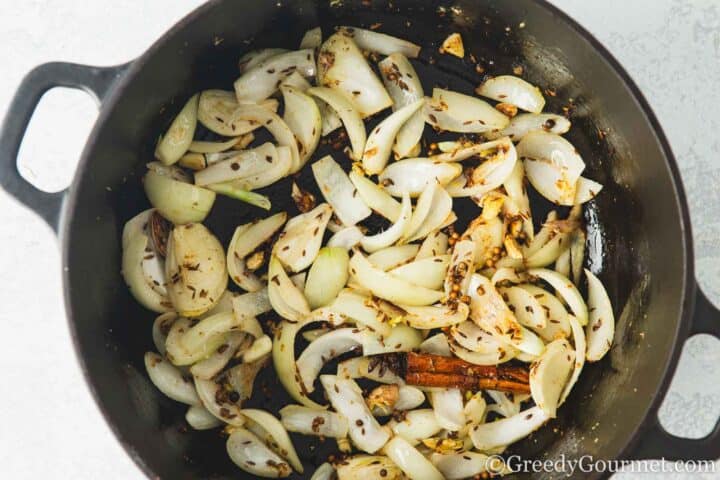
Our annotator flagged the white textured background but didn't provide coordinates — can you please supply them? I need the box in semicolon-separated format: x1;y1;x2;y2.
0;0;718;478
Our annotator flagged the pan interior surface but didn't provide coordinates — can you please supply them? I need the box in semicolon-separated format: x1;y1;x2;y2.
63;1;688;478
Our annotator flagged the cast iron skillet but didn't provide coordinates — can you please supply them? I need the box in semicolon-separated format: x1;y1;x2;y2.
1;1;719;478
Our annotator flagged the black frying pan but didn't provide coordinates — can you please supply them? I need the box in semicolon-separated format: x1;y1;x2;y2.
1;1;719;478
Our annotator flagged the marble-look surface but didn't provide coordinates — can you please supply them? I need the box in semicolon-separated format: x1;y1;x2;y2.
0;1;717;478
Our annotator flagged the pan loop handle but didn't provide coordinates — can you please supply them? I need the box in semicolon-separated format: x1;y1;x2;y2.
0;62;130;232
629;285;720;461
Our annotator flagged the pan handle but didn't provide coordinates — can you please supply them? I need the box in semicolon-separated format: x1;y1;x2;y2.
0;61;129;231
629;285;720;461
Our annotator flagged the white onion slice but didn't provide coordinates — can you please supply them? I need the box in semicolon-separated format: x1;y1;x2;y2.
337;356;401;384
308;86;367;159
304;247;350;309
185;404;222;430
297;328;362;393
444;239;476;296
461;215;503;268
227;212;286;291
226;428;292;478
281;85;322;167
215;146;292;192
501;285;547;329
315;97;343;136
555;246;571;277
273;203;333;272
389;409;442;445
416;231;449;259
503;160;534;240
328;226;364;250
194;376;245;426
164;318;225;365
197;90;278;136
485;113;571;141
528;268;588;326
444;138;518;197
335;456;404;480
281;71;312;91
525;232;571;268
475;75;545;113
330;289;392;337
152;312;176;355
280;405;349;438
312;155;372;226
470;405;549;451
449;339;515;365
362;99;424;174
300;27;322;49
430;387;465;431
350;249;443;306
179;311;239;356
144;169;215;225
360;192;412;253
570;231;586;285
361;324;424;355
190;332;248;379
585;269;615;361
155;94;198;166
321;375;390;453
401;180;435;242
450;321;509;355
390;255;449;291
348;171;401;221
379;159;462;197
337;26;421;58
468;273;519;337
560;314;586;405
383;436;444;480
234;49;316;102
242;334;273;363
268;256;311;322
424;88;509;133
377;384;426;414
189;136;242;154
238;48;288;73
317;33;392;118
516;284;571;340
400;302;468;329
122;233;171;313
529;338;574;418
240;408;303;473
144;352;198;405
379;53;425;158
431;452;500;479
574;176;604;204
310;463;335;480
232;288;272;323
410;191;452;245
367;244;419;270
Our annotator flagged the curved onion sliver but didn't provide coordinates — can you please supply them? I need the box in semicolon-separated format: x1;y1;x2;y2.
348;171;401;221
185;404;222;430
197;90;278;136
281;71;312;91
165;223;227;317
304;247;350;309
297;328;362;392
450;321;509;355
529;338;574;418
501;285;547;329
470;405;549;451
273;203;333;272
227;212;286;290
330;289;392;337
417;231;449;259
430;387;465;431
360;192;412;252
570;231;586;285
307;86;367;159
584;269;615;361
336;455;404;480
242;334;273;363
281;85;321;166
468;273;520;337
232;288;272;322
152;312;176;355
321;375;390;453
315;97;343;136
226;428;292;478
503;160;534;240
379;53;425;158
350;249;443;306
461;215;504;268
389;409;442;445
449;339;515;365
144;169;215;225
361;324;424;355
122;233;171;313
379;159;462;197
574;176;604;204
312;155;371;226
190;332;249;379
189;136;243;154
525;231;571;268
431;452;501;479
409;187;452;243
424;88;509;133
300;27;322;49
445;138;518;197
389;255;449;291
399;302;468;329
384;436;444;480
371;384;426;416
337;356;402;384
164;318;225;366
221;146;293;192
362;99;424;174
234;49;315;102
155;94;198;166
317;33;392;118
337;26;421;58
280;405;349;438
268;256;311;322
401;181;435;242
194;375;245;426
240;408;303;473
367;244;419;270
444;239;476;296
560;315;586;405
327;226;364;250
517;284;571;340
486;113;571;141
528;268;588;326
144;352;198;405
238;48;288;73
310;463;335;480
475;75;545;113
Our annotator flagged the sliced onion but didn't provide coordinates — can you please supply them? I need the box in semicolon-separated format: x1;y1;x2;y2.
570;231;586;285
164;318;223;365
468;274;519;337
528;268;588;326
144;169;215;225
190;332;249;379
349;171;401;221
300;27;322;49
445;138;518;197
360;192;412;252
584;269;615;361
390;255;449;290
400;181;435;242
424;88;509;133
220;146;293;192
195;143;281;187
194;375;245;426
227;212;286;291
304;247;350;309
555;246;571;277
329;290;392;336
165;223;227;317
362;99;425;174
503;160;534;240
379;159;462;197
430;387;465;431
501;285;547;329
465;392;488;425
449;339;515;365
379;53;425;158
529;338;574;418
197;89;278;136
337;26;421;58
268;256;311;322
313;155;372;226
361;324;424;355
417;231;449;259
232;288;272;324
206;183;271;209
336;455;404;480
444;239;476;296
240;408;303;473
308;86;367;159
315;97;344;136
384;436;444;480
298;328;362;392
350;249;443;306
238;48;288;73
189;136;242;154
122;233;171;313
155;94;198;166
574;176;604;204
280;405;349;438
486;113;571;141
407;187;452;243
431;452;500;479
317;33;392;118
321;375;390;453
461;216;503;268
389;409;442;445
328;226;364;250
226;428;292;478
475;75;545;113
403;302;469;329
371;384;426;416
144;352;198;405
281;85;321;167
281;71;312;91
367;244;419;270
560;315;586;405
450;321;508;355
234;49;315;102
470;405;549;451
243;334;273;363
310;463;335;480
152;312;176;355
337;356;401;384
274;203;333;272
185;404;222;430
